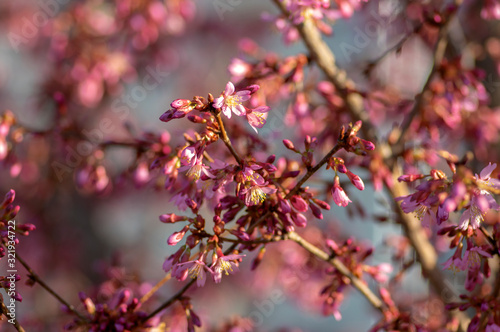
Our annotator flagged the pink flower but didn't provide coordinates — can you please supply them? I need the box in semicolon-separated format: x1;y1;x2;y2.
331;176;351;207
246;106;270;133
211;253;245;284
169;193;189;211
459;163;500;230
243;183;277;206
213;82;251;119
179;147;214;180
175;255;212;287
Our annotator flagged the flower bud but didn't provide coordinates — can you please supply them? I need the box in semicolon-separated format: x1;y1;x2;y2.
291;195;308;212
283;139;296;151
167;226;189;246
346;170;364;191
159;214;187;223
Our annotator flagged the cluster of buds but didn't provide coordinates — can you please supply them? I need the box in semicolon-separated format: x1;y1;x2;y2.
339;121;375;156
0;190;35;260
65;290;150;331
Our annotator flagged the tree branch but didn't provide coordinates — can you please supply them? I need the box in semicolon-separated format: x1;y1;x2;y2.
215;113;243;165
15;253;88;323
1;301;25;332
286;231;386;312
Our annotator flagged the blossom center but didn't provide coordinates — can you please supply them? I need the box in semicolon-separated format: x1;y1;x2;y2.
250;187;266;205
189;264;204;279
186;164;203;180
225;95;242;108
220;260;234;275
414;205;427;221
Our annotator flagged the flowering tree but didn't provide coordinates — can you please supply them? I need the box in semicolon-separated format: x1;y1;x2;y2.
1;0;500;331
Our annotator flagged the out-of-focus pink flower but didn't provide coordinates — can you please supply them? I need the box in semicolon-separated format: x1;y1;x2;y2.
213;82;251;119
481;0;500;20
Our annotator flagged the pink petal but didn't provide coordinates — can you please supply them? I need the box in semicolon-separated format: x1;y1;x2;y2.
223;106;232;119
480;162;497;179
225;81;235;95
213;97;224;108
233;104;246;116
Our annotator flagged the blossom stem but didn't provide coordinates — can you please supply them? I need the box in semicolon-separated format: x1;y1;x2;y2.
479;226;499;252
143;278;196;322
139;273;172;305
285;231;386;312
285;142;343;199
15;253;89;323
215;113;243;165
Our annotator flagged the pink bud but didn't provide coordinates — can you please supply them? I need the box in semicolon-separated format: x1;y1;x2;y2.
1;189;15;209
397;174;424;182
278;197;291;213
346;170;364;191
291;212;307;227
170;99;191;109
361;139;375;151
159;214;187;223
309;202;323;219
283;139;296;151
167;226;189;246
337;164;347;173
291;195;308;212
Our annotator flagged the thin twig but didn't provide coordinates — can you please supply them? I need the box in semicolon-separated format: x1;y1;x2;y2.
215;113;243;165
286;231;385;312
1;301;25;332
143;278;196;321
365;22;424;75
285;143;344;199
140;273;172;305
15;253;88;323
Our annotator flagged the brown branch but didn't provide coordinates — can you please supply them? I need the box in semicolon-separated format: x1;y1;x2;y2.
286;231;386;312
140;273;172;305
143;278;196;321
285;142;344;199
15;254;88;323
1;301;25;332
215;113;243;165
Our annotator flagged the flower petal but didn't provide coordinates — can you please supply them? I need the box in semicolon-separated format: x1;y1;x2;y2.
225;81;235;95
480;162;497;180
